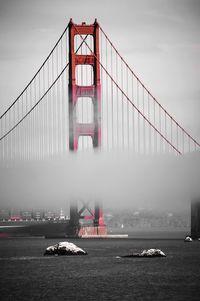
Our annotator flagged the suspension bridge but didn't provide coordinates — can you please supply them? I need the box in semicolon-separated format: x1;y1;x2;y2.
0;19;199;237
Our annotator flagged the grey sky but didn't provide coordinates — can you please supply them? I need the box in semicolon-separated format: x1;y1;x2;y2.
0;0;200;212
0;0;200;141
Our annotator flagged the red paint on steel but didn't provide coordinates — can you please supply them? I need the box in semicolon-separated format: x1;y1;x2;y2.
73;24;182;155
68;19;105;234
68;19;101;150
78;226;107;237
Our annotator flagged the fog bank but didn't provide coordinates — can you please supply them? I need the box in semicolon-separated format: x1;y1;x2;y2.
0;152;199;212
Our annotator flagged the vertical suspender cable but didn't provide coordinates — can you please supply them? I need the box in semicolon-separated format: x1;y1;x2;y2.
132;74;134;152
47;59;50;156
126;66;129;151
8;109;11;161
21;94;24;160
24;90;26;160
42;66;45;158
194;140;197;152
34;78;36;159
106;37;109;150
38;71;41;160
5;112;8;162
137;80;140;153
56;45;59;154
2;115;4;160
159;104;162;153
0;117;2;161
176;123;179;155
14;105;16;161
60;45;63;152
153;95;156;153
170;116;173;153
116;48;119;150
25;89;28;160
164;110;167;153
60;36;63;153
121;58;124;150
17;96;20;160
111;41;114;150
5;114;7;162
30;84;32;159
12;105;15;161
188;135;190;153
51;52;54;155
148;92;151;154
143;86;145;154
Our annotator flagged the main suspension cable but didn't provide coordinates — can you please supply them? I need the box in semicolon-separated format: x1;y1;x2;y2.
0;32;88;142
0;25;69;120
73;24;182;155
99;26;200;149
0;64;69;142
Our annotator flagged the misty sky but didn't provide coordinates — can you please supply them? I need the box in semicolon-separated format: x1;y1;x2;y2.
0;0;200;213
0;0;200;141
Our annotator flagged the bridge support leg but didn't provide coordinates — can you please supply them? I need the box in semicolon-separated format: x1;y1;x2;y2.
191;198;200;239
68;200;80;237
69;199;107;237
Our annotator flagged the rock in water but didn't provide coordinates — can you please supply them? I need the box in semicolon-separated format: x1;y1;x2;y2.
122;248;166;258
44;241;87;256
140;248;166;257
184;236;192;242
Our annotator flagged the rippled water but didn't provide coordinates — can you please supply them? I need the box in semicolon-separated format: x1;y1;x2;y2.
0;238;200;300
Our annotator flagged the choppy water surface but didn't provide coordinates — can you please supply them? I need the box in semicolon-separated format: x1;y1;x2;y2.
0;238;200;300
